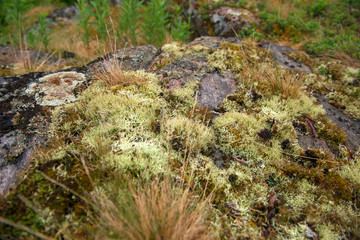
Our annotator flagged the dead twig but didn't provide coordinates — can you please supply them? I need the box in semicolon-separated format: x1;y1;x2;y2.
231;156;248;166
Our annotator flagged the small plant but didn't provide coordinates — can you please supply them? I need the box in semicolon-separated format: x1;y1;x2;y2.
171;5;192;42
7;0;27;47
27;14;51;51
141;0;169;46
89;0;111;41
117;0;143;45
76;0;92;46
238;27;264;41
307;0;329;17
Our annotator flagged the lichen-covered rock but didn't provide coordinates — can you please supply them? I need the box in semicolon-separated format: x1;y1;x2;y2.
26;71;86;106
211;7;259;37
0;69;87;196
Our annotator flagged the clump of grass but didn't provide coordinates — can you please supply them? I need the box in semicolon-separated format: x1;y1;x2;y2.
257;68;304;99
92;178;211;240
94;59;152;87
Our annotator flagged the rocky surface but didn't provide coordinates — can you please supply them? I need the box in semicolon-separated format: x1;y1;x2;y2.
0;36;359;206
47;5;79;23
315;93;360;152
0;69;88;195
197;72;237;109
186;3;259;38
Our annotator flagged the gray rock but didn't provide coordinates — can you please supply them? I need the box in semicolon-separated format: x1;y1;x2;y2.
210;7;259;37
197;72;237;109
304;225;318;239
259;41;312;73
315;93;360;152
48;6;79;23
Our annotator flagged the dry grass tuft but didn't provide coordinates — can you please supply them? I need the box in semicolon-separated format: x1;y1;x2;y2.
258;68;304;99
92;179;211;240
94;59;151;87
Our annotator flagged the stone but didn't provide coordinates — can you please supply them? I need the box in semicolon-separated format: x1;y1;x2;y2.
259;41;312;73
210;7;259;37
47;6;79;23
197;71;237;109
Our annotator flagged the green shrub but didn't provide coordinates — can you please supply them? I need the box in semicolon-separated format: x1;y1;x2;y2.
117;0;143;45
89;0;111;41
141;0;169;46
76;0;92;46
27;14;51;50
170;5;192;42
307;0;329;17
238;27;263;41
305;33;360;59
259;11;288;35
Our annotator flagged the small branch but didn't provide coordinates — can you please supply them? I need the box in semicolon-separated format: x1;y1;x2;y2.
231;156;248;166
40;172;88;204
0;216;55;240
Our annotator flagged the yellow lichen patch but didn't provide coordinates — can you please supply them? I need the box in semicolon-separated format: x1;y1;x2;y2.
160;42;210;64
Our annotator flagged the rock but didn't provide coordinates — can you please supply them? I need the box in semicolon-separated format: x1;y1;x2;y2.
47;6;79;23
87;45;158;73
0;68;88;196
188;36;241;50
314;93;360;152
304;225;318;239
210;7;259;37
62;51;76;59
197;72;237;109
259;41;312;73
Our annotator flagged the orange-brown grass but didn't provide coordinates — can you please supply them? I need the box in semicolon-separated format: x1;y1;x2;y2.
94;58;151;87
12;48;62;74
258;68;304;99
92;178;211;240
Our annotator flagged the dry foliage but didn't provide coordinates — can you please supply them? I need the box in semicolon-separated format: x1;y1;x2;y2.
13;48;61;74
94;59;150;87
92;179;211;240
260;68;304;99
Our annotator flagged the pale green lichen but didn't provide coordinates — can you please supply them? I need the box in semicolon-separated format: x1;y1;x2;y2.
170;80;200;113
162;116;214;152
340;149;360;184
